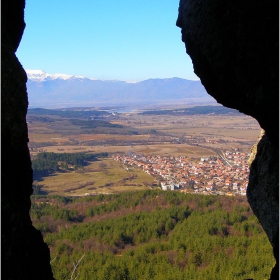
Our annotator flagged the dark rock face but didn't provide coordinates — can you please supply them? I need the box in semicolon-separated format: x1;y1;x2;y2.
2;1;54;279
2;0;278;278
176;0;279;278
247;134;279;278
176;0;278;146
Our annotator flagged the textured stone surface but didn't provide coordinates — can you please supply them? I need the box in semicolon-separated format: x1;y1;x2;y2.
248;134;279;278
176;0;279;146
2;0;278;278
176;0;279;278
2;0;55;279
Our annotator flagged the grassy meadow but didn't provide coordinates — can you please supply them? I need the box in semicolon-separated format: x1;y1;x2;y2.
36;158;156;196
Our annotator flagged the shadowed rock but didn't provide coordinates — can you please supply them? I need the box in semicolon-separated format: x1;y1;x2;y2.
176;0;278;278
1;0;278;278
2;0;55;279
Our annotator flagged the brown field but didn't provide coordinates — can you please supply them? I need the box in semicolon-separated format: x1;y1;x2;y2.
28;112;260;158
75;134;150;141
29;134;151;144
28;114;260;152
123;115;260;139
38;143;216;158
29;133;65;143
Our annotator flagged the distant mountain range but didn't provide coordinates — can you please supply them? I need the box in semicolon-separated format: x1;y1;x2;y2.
26;70;216;108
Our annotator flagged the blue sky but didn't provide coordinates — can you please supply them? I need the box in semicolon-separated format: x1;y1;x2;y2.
16;0;198;82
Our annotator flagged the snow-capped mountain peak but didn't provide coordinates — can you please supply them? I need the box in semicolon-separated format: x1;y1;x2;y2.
26;69;89;82
25;70;214;108
26;70;48;81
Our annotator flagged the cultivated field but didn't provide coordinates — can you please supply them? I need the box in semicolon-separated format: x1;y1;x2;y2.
118;114;260;142
38;143;216;157
36;158;156;196
28;106;261;196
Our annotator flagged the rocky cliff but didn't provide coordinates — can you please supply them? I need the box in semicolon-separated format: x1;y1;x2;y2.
2;0;278;279
176;0;279;278
2;0;54;279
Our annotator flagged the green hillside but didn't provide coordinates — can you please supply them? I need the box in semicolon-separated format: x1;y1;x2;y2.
31;190;274;280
